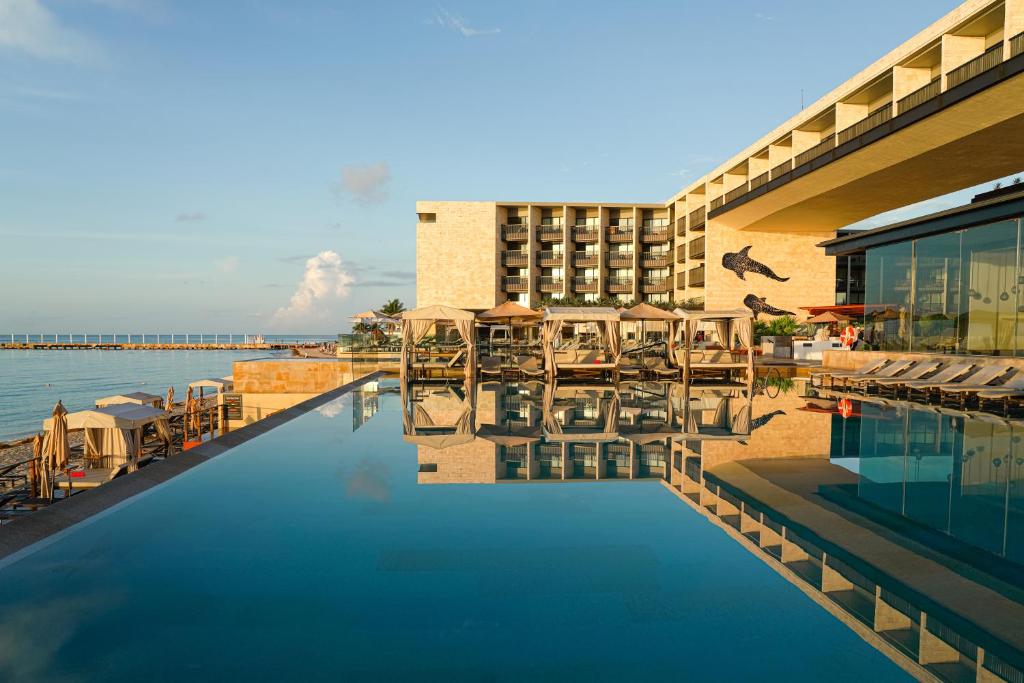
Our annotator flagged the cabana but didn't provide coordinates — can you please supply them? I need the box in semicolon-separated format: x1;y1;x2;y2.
675;309;754;383
541;383;620;443
476;301;542;350
95;391;163;409
400;305;476;381
401;378;477;450
620;303;680;366
541;307;620;380
43;403;173;471
679;388;752;441
188;377;233;395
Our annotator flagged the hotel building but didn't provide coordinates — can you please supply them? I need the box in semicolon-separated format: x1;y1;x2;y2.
417;0;1024;319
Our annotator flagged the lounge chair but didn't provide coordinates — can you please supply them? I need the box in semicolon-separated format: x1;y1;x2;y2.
975;372;1024;413
643;356;679;379
479;356;503;379
870;360;942;393
837;359;917;389
899;362;979;399
936;365;1015;406
811;358;888;387
516;355;545;379
619;357;643;379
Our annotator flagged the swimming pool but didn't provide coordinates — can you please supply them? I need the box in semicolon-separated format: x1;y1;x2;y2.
0;378;1019;681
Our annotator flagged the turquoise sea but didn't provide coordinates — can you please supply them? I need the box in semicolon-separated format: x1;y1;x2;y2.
0;349;282;441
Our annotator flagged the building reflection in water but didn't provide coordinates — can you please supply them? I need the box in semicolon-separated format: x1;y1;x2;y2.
351;380;381;432
400;376;1024;683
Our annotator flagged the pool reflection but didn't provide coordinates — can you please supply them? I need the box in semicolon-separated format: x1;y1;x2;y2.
399;377;1024;682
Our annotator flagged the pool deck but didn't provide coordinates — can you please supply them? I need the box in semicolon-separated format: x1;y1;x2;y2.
0;371;383;562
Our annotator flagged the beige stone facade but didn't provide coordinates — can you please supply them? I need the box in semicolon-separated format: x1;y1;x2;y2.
417;0;1024;319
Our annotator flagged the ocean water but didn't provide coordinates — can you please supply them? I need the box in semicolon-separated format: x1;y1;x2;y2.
1;333;336;344
0;349;278;441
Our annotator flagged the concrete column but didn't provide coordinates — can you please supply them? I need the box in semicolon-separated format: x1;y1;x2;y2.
527;205;540;307
1007;0;1024;60
597;206;608;299
893;66;934;109
873;588;912;632
791;129;820;157
836;101;868;133
781;528;810;563
739;503;760;535
631;206;641;304
941;34;986;89
820;555;854;593
918;614;961;666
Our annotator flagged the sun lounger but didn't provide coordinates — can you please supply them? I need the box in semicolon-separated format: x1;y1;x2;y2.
838;359;917;388
899;362;978;398
811;358;888;387
643;357;679;379
516;356;545;379
479;356;503;378
936;365;1015;405
974;372;1024;413
619;358;643;379
867;359;942;392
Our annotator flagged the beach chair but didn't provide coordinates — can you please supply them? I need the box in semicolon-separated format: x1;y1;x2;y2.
618;357;643;379
810;358;888;387
516;356;545;379
479;356;503;379
837;359;917;389
936;365;1015;406
975;372;1024;414
870;359;942;394
643;356;679;380
899;362;978;400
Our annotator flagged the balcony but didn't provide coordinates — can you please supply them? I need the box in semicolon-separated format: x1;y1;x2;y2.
770;159;793;180
502;276;529;293
573;251;599;267
640;252;670;268
501;250;528;267
897;77;941;114
749;171;769;191
606;226;635;243
688;207;706;231
1014;31;1024;59
607;252;634;268
537;250;563;267
837;102;892;146
572;226;599;243
709;195;724;211
536;224;565;241
676;218;686;237
572;276;599;293
501;223;528;242
606;277;633;294
794;134;836;167
724;184;747;204
947;43;1002;90
640;224;670;243
689;235;705;260
688;265;705;288
676;244;686;264
676;272;686;289
538;276;565;293
641;277;669;294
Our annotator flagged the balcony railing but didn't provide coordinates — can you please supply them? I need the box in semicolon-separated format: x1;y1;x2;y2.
749;171;770;191
502;276;528;292
688;207;706;230
794;134;836;167
640;226;670;242
688;265;705;288
709;195;724;211
676;244;686;263
573;251;599;267
537;250;563;266
947;43;1003;89
501;250;528;267
572;226;599;242
1013;31;1024;58
606;277;633;294
676;218;686;237
501;223;528;241
770;159;793;180
676;272;686;289
572;277;598;293
689;236;705;260
607;226;635;243
641;252;670;268
837;102;892;146
536;224;565;241
607;252;634;268
538;276;565;292
724;184;748;204
641;277;669;294
896;77;941;114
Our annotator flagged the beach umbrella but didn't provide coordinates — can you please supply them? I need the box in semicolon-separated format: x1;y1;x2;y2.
806;311;852;324
620;303;679;362
42;400;69;499
165;386;175;412
477;302;542;350
30;433;43;498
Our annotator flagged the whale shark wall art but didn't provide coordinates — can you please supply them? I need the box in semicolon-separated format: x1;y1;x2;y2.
722;246;789;282
743;294;795;319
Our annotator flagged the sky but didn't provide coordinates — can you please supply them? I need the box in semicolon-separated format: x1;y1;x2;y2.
0;0;1004;333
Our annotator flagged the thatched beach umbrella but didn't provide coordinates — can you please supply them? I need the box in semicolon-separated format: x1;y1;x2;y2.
165;385;175;412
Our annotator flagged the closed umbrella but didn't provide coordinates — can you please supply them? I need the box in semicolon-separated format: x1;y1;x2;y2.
30;433;43;498
165;385;175;412
42;400;70;499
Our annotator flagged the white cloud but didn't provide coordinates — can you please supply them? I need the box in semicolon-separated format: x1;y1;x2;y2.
216;255;238;274
0;0;103;63
273;250;354;323
431;5;500;37
337;161;391;205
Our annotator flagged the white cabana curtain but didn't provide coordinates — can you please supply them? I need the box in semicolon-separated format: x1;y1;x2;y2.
454;319;476;381
732;398;752;435
400;319;434;382
735;318;753;348
542;320;563;379
714;321;730;349
603;392;620;434
602;321;621;364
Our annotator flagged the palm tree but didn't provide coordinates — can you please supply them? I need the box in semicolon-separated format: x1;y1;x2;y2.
380;298;406;317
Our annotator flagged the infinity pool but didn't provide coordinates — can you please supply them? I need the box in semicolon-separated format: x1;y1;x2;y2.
0;378;1020;681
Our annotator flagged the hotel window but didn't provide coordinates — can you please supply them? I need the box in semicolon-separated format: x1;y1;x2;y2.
540;209;563;226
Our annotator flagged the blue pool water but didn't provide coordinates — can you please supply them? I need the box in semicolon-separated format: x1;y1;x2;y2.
0;349;275;440
0;379;1020;680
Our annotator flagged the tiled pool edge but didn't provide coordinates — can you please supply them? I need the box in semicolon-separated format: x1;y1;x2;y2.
0;371;384;562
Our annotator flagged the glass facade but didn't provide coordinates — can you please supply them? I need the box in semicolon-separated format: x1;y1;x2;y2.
864;217;1024;355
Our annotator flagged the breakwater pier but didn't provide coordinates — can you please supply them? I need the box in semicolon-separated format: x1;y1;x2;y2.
1;334;328;351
